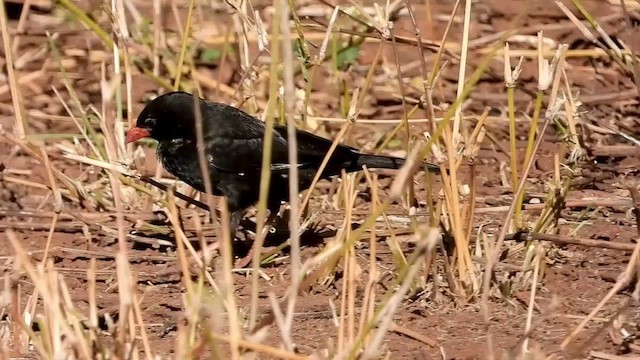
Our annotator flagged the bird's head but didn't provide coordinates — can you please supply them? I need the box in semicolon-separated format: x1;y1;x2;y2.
126;91;199;144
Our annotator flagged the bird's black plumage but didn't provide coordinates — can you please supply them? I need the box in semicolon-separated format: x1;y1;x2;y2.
126;91;440;236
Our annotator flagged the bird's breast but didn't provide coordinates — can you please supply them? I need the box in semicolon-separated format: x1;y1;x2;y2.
157;139;209;192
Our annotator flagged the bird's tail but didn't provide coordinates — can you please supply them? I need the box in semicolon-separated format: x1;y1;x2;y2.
354;153;440;173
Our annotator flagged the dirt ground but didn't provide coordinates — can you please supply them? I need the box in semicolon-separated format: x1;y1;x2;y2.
1;0;640;358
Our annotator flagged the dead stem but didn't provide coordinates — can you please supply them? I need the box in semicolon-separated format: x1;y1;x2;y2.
0;0;26;138
281;0;301;350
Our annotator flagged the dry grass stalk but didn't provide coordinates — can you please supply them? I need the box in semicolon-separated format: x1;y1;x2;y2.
2;0;631;357
6;230;93;358
38;148;62;261
0;0;27;139
247;0;281;331
300;88;361;213
281;0;302;350
192;75;219;220
522;245;545;354
451;0;471;141
349;226;442;359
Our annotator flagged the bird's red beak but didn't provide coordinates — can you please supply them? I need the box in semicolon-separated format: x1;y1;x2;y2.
125;127;151;144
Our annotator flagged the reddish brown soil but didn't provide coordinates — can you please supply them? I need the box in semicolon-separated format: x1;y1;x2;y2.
1;0;640;359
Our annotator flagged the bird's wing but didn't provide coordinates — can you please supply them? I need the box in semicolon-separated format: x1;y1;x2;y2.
273;124;359;164
202;104;309;175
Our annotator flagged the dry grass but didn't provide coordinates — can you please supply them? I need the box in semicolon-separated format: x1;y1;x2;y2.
1;0;639;359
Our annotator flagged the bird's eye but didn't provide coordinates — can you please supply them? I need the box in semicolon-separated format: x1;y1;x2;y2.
144;117;157;128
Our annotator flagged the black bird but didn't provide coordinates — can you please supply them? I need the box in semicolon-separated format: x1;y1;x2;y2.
126;91;439;237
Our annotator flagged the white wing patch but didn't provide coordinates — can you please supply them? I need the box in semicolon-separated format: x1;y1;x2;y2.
207;153;309;176
271;162;311;172
271;163;292;171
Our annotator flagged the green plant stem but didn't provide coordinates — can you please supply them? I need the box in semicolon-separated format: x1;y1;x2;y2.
516;91;544;227
173;0;196;90
58;0;114;50
507;86;520;226
287;0;310;61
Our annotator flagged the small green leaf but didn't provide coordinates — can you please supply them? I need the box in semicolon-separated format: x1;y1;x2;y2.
293;39;310;82
199;48;221;62
336;44;361;68
292;39;306;61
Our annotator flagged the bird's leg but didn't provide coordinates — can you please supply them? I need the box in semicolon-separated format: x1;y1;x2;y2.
233;205;280;269
228;209;244;240
258;201;281;237
260;211;278;237
213;208;243;267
